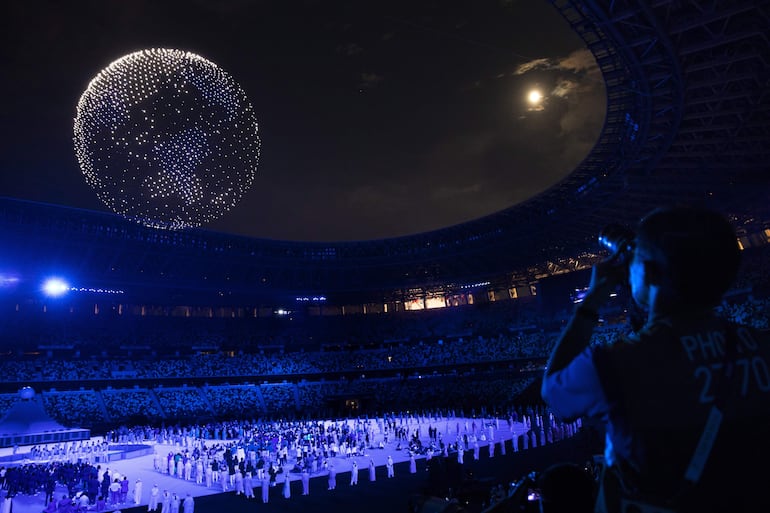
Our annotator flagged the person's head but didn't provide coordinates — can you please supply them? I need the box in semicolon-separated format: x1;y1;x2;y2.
537;462;595;513
630;205;740;312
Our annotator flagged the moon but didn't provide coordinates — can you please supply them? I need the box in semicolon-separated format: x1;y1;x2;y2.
527;89;543;105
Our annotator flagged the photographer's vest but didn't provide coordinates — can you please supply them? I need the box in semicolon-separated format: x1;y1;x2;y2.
592;314;770;513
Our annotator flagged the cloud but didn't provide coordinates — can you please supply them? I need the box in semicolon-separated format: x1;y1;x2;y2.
417;131;546;215
551;79;578;98
514;48;599;78
514;58;551;75
550;57;606;165
431;182;483;200
558;49;600;74
513;48;605;137
338;43;364;56
358;72;384;89
347;184;407;212
429;46;607;213
477;49;601;99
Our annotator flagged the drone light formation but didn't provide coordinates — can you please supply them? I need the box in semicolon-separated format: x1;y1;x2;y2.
73;48;261;230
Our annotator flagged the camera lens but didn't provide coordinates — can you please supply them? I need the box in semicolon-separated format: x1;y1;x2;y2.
598;224;634;255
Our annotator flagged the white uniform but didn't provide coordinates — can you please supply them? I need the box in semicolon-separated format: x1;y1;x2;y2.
134;479;143;505
283;475;291;498
183;494;194;513
148;484;160;511
243;473;254;499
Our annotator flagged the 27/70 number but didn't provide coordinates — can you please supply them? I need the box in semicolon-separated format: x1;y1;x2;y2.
694;357;770;404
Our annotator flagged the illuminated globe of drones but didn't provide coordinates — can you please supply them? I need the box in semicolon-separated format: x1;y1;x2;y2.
73;48;260;230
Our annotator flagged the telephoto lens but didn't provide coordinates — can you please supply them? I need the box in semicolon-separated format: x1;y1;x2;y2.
598;224;635;257
598;224;642;326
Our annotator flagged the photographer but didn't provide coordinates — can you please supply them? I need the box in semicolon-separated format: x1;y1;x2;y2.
541;205;770;512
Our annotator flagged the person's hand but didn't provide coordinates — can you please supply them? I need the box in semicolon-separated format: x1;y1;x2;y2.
581;252;628;311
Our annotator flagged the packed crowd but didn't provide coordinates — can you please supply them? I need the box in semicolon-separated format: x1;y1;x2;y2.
1;404;584;513
1;460;150;512
0;371;537;430
715;294;770;329
0;285;766;430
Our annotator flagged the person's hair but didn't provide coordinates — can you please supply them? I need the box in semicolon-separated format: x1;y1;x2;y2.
636;205;741;307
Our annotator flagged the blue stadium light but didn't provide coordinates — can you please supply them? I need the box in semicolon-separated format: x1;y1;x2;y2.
0;274;20;288
42;277;70;297
71;287;125;295
571;287;588;303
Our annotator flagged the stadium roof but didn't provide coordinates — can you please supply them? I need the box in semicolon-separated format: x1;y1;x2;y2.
1;0;768;305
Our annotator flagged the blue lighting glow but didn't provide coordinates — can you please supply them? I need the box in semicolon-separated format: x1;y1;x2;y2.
42;278;70;297
71;287;125;294
0;275;20;288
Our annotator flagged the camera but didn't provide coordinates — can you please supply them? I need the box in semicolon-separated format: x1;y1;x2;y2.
597;224;636;285
598;224;635;257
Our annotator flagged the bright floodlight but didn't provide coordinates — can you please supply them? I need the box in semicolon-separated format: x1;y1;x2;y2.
42;278;70;297
73;48;261;230
527;89;543;104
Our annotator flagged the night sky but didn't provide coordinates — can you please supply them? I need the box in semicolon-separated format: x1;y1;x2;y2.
1;0;605;242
